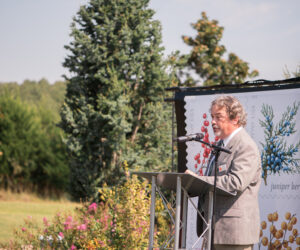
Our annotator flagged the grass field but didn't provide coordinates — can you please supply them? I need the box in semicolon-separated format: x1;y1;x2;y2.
0;190;79;245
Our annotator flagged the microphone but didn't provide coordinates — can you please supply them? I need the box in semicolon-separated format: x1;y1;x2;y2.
175;133;204;142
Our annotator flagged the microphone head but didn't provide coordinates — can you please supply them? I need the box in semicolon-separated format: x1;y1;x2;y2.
196;133;204;139
175;133;204;143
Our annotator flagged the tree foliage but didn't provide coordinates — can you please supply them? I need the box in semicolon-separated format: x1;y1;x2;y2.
0;80;69;196
0;79;66;122
0;96;69;195
60;0;172;201
171;12;259;86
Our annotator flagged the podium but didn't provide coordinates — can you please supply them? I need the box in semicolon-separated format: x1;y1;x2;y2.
132;172;235;250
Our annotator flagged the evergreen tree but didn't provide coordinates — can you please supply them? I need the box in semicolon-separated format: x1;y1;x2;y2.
173;12;259;86
60;0;171;200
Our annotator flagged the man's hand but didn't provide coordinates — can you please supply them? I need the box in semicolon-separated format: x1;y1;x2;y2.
185;169;197;177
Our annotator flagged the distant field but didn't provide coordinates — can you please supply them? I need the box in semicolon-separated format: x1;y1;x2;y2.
0;190;79;245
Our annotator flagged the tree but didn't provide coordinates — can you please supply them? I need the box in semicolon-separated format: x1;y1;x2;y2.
60;0;171;201
0;79;67;122
172;12;259;86
0;96;69;195
30;108;70;195
0;97;37;190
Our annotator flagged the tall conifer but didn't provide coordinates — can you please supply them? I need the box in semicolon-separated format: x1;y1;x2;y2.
60;0;171;200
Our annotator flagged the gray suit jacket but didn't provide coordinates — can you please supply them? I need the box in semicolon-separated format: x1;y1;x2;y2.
199;128;261;245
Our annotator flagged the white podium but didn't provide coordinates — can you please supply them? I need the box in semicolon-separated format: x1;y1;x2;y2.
132;172;235;250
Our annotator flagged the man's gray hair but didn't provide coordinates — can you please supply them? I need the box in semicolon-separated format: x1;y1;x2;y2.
210;95;247;127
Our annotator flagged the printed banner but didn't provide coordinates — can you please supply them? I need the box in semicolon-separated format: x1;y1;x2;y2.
182;88;300;249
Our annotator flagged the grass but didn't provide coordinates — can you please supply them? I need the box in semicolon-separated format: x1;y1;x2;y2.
0;189;79;245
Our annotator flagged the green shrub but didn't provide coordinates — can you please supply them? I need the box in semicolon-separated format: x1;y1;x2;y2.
5;173;153;249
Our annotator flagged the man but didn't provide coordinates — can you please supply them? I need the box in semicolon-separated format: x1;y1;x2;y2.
186;95;261;250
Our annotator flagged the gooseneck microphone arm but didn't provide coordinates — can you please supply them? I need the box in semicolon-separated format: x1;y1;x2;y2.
193;138;231;154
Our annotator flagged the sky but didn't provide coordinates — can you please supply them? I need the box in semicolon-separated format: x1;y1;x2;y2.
0;0;299;84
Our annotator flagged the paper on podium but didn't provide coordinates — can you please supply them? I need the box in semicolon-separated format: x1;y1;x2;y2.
132;172;236;197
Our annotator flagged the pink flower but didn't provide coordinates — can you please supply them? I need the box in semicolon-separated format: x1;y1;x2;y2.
140;220;147;226
43;217;49;226
64;224;72;230
58;232;64;238
77;224;87;231
99;240;105;247
66;216;73;222
70;245;77;250
64;216;73;230
21;227;26;232
88;202;97;213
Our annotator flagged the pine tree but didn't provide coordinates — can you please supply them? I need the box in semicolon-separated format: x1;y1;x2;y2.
60;0;171;200
174;12;259;86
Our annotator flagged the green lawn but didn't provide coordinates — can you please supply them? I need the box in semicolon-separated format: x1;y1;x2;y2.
0;199;79;244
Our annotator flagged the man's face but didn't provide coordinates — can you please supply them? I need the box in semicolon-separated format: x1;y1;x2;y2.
211;105;239;139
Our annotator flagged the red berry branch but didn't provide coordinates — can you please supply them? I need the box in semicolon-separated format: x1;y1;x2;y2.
193;113;219;176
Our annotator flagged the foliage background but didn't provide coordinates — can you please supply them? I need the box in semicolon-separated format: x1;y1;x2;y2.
0;80;69;196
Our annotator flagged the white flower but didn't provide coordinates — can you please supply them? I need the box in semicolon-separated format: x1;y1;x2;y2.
46;235;53;242
57;235;63;241
39;235;44;241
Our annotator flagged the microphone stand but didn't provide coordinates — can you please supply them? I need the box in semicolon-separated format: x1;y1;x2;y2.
194;138;231;250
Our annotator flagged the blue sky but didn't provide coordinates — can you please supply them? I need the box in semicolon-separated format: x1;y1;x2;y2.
0;0;299;84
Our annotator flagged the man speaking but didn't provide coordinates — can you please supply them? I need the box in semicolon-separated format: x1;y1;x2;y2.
186;95;261;250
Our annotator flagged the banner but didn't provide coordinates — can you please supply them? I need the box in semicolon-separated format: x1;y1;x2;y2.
175;85;300;249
